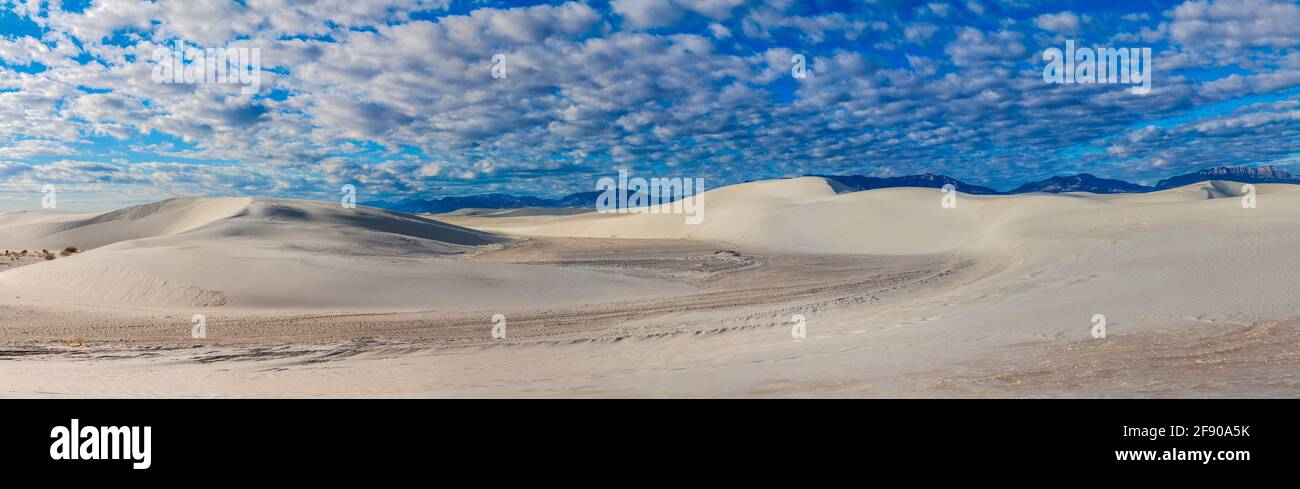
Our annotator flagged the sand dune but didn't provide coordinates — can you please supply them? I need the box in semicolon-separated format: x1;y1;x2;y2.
443;177;1300;369
446;177;1297;256
1096;180;1286;203
0;197;250;251
0;197;694;310
3;178;1299;397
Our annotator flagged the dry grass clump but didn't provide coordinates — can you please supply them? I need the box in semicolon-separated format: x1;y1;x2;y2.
3;247;79;261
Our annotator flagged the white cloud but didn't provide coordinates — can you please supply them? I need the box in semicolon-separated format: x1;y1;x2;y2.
905;23;938;43
1169;0;1300;49
612;0;682;29
1033;11;1081;33
708;22;731;39
2;0;1300;206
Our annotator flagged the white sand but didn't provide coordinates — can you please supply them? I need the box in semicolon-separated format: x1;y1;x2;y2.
0;197;696;311
1;178;1298;397
454;177;1300;352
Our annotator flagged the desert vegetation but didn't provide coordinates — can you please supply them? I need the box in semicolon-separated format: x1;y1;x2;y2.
3;247;77;262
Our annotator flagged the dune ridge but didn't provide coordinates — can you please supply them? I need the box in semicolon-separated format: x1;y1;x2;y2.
0;196;693;310
3;178;1300;397
456;177;1299;255
442;176;1300;339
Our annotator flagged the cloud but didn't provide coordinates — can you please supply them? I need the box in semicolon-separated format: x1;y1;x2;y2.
741;7;870;43
905;23;938;43
1169;0;1300;49
612;0;682;29
706;23;730;40
1;0;1300;209
1033;11;1081;33
0;140;78;158
945;27;1025;66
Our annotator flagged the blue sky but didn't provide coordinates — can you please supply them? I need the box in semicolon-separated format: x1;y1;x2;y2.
2;0;1300;210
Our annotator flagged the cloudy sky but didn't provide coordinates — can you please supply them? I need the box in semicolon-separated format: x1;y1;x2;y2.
2;0;1299;210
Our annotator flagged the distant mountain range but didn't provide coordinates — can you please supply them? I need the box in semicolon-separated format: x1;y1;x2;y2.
1011;173;1153;194
1152;165;1300;189
814;173;1001;195
364;166;1300;213
368;191;601;214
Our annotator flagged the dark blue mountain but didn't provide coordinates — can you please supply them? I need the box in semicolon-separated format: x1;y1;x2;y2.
1154;165;1300;189
364;190;635;213
368;193;558;214
1011;173;1153;194
813;173;1002;194
365;166;1300;213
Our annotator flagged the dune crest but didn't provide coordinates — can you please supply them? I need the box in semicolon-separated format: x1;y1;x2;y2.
0;197;251;251
459;177;1300;255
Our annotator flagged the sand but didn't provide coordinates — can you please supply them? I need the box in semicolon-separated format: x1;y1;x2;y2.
1;178;1298;397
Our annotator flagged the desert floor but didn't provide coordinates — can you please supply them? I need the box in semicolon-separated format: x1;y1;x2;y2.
1;178;1298;397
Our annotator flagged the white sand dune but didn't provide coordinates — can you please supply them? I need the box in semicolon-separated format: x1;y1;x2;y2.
453;177;1298;255
0;197;251;251
454;177;1300;335
0;197;695;310
3;178;1299;397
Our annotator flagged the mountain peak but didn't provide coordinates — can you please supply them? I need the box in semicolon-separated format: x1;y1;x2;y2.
1154;165;1300;189
365;166;1300;214
813;174;1001;195
1012;173;1153;194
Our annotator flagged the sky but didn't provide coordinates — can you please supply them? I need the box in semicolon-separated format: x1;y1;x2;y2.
1;0;1299;211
